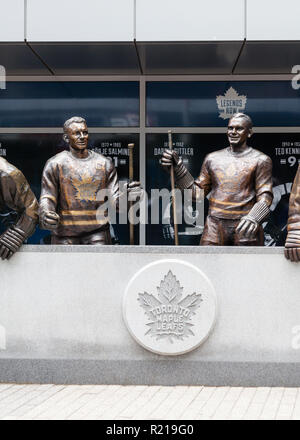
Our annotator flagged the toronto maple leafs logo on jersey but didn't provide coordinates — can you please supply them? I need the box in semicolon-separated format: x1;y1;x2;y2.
138;270;202;343
71;173;102;203
216;87;247;120
214;162;244;195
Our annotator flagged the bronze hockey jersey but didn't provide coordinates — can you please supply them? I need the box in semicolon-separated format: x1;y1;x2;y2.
194;147;273;219
0;157;38;233
40;150;120;236
287;164;300;233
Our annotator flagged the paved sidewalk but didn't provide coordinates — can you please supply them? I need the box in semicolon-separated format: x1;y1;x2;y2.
0;384;299;420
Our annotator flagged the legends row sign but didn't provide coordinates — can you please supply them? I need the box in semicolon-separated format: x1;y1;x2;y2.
123;259;217;356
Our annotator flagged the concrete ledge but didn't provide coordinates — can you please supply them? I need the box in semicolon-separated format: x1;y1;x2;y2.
0;245;299;386
21;245;284;254
1;359;300;387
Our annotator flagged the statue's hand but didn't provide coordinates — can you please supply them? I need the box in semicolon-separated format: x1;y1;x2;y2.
236;201;270;240
161;149;180;172
0;241;14;260
126;181;143;200
236;216;259;239
40;211;60;230
0;226;26;260
285;230;300;262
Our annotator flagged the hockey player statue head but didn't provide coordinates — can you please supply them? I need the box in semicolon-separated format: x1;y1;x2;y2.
227;113;253;150
63;116;89;158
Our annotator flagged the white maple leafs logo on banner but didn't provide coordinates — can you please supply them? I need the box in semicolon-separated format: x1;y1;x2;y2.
216;87;247;120
138;270;202;343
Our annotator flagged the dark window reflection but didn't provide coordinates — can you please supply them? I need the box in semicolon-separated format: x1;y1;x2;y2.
146;81;300;127
0;82;139;127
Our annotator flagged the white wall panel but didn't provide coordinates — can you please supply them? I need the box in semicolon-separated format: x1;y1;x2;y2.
0;0;24;42
27;0;134;42
0;247;299;387
247;0;300;40
136;0;245;41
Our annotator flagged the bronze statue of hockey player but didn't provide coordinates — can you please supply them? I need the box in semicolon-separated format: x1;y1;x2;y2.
39;116;141;244
161;113;273;246
285;164;300;261
0;157;38;259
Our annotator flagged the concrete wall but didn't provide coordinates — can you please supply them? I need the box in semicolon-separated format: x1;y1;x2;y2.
247;0;300;40
27;0;135;42
1;1;300;42
135;0;244;41
0;0;24;41
0;245;300;386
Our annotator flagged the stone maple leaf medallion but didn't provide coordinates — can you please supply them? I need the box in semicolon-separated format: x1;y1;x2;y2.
123;259;217;355
138;270;202;343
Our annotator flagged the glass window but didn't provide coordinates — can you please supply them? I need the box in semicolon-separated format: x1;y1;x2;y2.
146;81;300;127
145;132;299;246
0;82;139;127
0;133;139;245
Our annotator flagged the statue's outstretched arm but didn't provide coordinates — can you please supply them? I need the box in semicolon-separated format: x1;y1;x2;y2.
0;169;38;260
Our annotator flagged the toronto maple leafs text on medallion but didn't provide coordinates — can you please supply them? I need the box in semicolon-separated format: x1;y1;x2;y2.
138;271;202;343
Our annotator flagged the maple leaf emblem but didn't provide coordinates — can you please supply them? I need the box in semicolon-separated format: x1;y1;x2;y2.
138;270;202;343
214;162;243;194
71;173;102;202
216;87;247;120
